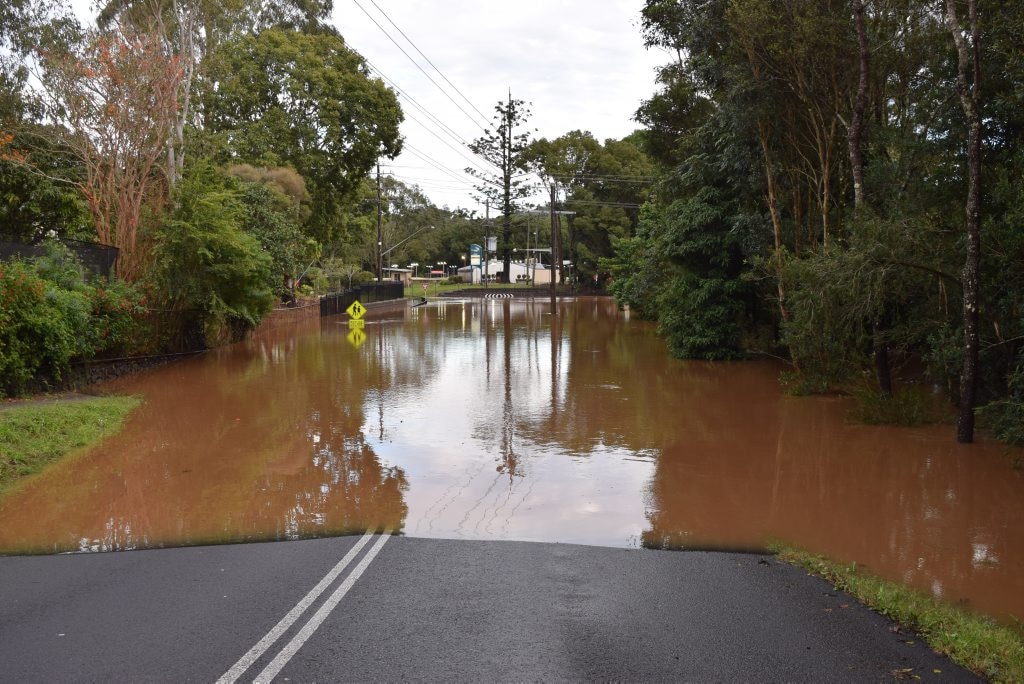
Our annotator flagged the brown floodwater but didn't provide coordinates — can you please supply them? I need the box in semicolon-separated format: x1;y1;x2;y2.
0;298;1022;624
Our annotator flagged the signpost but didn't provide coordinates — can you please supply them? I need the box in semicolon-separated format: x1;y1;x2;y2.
346;300;366;321
346;299;367;349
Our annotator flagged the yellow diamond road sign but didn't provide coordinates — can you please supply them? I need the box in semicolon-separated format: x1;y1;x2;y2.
346;300;366;320
347;328;366;348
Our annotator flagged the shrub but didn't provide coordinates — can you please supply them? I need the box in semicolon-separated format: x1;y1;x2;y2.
0;261;87;396
978;349;1024;446
85;279;148;357
848;380;944;426
150;162;274;345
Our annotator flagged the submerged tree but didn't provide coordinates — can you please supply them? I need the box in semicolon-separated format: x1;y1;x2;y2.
945;0;983;443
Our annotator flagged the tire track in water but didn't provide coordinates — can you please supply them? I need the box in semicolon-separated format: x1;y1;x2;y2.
426;469;479;535
501;475;537;537
482;478;518;536
454;471;503;538
415;461;475;535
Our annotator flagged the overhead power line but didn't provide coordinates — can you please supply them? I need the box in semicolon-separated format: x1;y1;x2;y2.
396;100;496;176
356;52;501;175
365;0;493;128
351;0;492;133
400;142;476;187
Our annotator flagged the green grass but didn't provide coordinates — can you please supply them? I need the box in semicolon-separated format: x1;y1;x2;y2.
0;395;142;491
775;546;1024;681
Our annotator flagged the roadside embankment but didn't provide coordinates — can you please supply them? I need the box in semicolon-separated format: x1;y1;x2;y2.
0;395;141;492
776;546;1024;681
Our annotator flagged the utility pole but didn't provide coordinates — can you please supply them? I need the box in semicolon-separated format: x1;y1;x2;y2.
525;215;531;285
549;183;557;307
376;162;383;283
484;200;490;289
555;213;564;287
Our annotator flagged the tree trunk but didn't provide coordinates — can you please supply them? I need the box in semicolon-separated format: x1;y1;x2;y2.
945;0;982;443
758;122;790;323
848;0;869;210
849;0;890;394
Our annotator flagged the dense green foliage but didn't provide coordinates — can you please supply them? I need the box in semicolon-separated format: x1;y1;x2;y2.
205;26;402;244
607;191;748;359
0;244;144;396
607;0;1024;439
0;0;410;390
0;395;141;490
151;164;274;345
526;131;655;287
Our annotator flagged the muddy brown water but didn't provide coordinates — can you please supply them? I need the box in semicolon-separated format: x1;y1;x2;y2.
0;298;1021;624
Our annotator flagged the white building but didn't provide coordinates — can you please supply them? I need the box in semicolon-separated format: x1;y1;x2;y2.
457;259;560;285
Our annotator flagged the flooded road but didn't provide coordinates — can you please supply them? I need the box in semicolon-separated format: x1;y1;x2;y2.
0;298;1021;624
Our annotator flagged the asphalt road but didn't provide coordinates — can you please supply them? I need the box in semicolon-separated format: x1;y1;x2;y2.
0;533;976;682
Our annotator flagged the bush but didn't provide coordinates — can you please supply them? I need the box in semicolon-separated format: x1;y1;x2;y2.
978;349;1024;446
0;241;152;396
848;380;944;426
0;261;87;396
85;279;148;357
354;270;376;285
151;162;274;345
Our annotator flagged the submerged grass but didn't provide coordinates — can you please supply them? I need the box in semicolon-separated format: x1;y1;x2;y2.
775;546;1024;682
848;383;949;426
0;395;141;491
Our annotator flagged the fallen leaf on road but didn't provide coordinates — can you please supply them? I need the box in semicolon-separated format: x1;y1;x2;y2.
890;667;917;680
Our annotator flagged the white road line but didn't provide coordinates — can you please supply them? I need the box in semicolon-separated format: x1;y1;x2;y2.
216;531;376;684
254;531;393;684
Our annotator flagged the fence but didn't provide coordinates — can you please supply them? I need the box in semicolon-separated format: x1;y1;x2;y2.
0;234;119;280
320;282;404;316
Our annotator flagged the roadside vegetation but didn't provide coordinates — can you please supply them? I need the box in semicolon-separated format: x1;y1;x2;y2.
603;1;1024;444
776;547;1024;682
3;1;1021;443
0;395;141;491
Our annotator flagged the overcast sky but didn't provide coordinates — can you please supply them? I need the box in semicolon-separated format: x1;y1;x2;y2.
331;0;667;212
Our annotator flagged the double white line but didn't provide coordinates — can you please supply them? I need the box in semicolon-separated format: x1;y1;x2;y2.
217;530;392;684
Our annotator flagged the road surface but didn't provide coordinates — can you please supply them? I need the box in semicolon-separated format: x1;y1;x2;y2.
0;533;975;681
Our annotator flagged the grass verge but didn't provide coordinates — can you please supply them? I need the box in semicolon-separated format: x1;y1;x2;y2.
0;395;142;491
775;546;1024;681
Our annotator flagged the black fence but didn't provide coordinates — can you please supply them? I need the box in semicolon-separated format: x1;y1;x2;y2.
0;234;118;280
320;282;404;316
